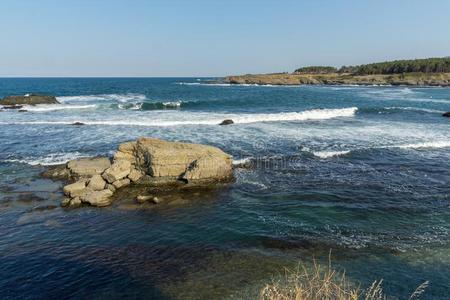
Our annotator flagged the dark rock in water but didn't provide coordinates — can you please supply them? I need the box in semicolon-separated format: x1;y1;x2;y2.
71;122;85;126
219;119;234;125
18;109;27;112
443;112;450;117
1;105;23;109
0;94;59;105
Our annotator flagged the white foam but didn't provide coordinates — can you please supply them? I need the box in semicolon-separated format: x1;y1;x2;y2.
232;157;253;165
0;107;358;127
311;141;450;159
4;152;87;166
162;101;182;108
385;107;445;114
395;141;450;149
232;107;358;123
23;104;96;112
57;93;146;103
313;150;351;158
118;103;143;110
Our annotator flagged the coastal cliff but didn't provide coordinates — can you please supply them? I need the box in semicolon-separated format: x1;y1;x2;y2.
224;72;450;86
224;57;450;86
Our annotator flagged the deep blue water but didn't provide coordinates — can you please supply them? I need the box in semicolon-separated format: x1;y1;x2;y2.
0;78;449;299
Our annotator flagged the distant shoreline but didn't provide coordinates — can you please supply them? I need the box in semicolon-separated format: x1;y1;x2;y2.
222;72;450;87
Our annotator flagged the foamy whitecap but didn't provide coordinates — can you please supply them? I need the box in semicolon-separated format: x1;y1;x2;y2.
57;93;146;103
311;141;450;159
23;104;97;112
395;141;450;149
4;152;88;166
384;107;445;114
162;101;182;108
313;150;351;159
0;107;358;127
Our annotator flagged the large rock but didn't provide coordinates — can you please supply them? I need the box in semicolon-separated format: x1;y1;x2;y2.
0;94;59;105
443;112;450;118
102;160;131;183
67;157;111;177
63;180;87;197
82;189;113;207
87;174;106;191
182;157;232;181
129;137;233;181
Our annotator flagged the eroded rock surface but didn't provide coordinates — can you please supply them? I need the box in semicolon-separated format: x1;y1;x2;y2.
48;137;233;207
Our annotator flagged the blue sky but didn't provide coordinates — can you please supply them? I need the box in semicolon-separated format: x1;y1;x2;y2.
1;0;449;77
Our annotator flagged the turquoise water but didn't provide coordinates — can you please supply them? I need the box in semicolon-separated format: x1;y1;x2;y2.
0;78;449;299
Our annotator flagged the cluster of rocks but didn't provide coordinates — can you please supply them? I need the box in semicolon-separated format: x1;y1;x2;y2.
45;137;234;208
61;157;142;207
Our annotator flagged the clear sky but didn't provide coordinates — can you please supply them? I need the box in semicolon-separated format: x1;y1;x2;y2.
1;0;449;77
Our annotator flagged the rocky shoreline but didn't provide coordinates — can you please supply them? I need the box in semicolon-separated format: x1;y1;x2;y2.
42;137;234;208
223;72;450;87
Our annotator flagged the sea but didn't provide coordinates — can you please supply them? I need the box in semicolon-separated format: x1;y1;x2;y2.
0;78;449;299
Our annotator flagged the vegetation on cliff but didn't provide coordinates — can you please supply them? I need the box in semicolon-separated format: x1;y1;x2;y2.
224;57;450;86
294;66;337;74
340;57;450;75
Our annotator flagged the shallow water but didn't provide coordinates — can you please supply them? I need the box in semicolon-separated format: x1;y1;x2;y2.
0;78;450;299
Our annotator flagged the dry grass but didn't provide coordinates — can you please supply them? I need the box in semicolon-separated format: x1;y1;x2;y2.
259;253;428;300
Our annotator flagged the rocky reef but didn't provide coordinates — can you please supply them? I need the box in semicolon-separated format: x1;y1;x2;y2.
43;137;234;207
0;94;59;106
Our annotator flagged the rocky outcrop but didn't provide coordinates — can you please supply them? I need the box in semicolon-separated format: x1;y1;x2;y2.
124;137;233;182
52;137;233;207
0;94;59;106
223;72;450;87
443;112;450;117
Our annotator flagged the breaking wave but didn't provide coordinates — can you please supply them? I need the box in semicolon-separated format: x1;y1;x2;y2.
57;93;146;103
22;104;97;112
312;150;351;159
311;141;450;159
0;107;358;127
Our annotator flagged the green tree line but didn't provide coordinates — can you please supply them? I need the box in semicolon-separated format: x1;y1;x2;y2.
294;57;450;75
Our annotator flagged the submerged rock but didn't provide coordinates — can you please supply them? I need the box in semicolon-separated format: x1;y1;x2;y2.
0;94;59;105
71;122;85;126
443;112;450;117
219;119;234;125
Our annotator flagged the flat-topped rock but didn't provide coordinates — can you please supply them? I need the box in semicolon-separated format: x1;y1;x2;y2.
0;94;59;105
67;157;111;177
130;137;233;181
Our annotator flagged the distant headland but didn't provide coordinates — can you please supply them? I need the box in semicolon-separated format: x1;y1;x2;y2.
223;57;450;86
